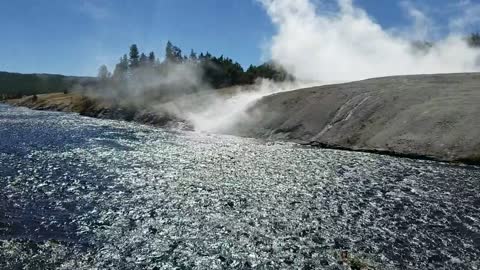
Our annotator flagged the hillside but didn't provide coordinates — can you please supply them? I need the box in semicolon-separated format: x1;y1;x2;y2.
0;71;95;99
234;73;480;164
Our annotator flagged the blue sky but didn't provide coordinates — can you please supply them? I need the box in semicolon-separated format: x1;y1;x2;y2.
0;0;478;76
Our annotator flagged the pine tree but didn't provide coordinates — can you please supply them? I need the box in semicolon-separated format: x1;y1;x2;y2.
189;49;197;60
165;41;183;63
129;44;140;68
166;41;173;61
148;52;156;64
139;53;148;66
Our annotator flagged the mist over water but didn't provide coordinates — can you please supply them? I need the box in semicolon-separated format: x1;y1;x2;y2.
86;63;316;133
183;79;317;133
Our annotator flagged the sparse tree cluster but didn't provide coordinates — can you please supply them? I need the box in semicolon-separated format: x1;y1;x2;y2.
410;33;480;54
97;65;111;80
100;41;294;90
467;33;480;48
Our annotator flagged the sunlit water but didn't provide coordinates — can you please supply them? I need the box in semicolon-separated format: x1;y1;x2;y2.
0;104;479;269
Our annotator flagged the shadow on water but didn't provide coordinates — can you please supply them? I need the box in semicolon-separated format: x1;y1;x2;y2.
0;109;138;155
0;105;133;266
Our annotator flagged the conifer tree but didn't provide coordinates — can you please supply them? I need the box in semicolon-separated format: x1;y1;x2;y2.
129;44;140;68
165;41;183;63
97;65;110;80
139;53;148;66
190;49;197;60
148;52;156;64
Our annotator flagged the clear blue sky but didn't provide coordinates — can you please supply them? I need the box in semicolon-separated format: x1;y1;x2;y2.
0;0;477;76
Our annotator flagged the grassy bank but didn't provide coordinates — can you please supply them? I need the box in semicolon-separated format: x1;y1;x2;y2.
5;92;185;128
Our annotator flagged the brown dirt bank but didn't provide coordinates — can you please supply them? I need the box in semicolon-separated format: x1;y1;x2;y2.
4;93;187;128
232;73;480;165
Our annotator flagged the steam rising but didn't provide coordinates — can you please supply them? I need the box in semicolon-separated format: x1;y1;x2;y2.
260;0;480;81
181;79;314;133
87;62;207;106
86;0;480;133
194;0;480;133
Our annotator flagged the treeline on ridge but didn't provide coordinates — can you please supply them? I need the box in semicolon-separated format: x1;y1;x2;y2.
3;33;480;101
0;72;94;100
99;41;294;89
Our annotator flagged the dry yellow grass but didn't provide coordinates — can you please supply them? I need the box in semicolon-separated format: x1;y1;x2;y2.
6;92;113;114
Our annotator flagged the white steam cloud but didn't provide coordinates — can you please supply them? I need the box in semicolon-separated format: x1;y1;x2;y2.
260;0;480;82
180;79;315;133
83;0;480;134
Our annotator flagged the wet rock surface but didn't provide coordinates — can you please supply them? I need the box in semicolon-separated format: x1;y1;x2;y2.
1;104;480;269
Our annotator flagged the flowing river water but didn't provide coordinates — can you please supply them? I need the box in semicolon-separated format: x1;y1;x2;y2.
0;104;479;269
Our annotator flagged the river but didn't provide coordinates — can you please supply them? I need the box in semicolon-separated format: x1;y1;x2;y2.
0;104;479;269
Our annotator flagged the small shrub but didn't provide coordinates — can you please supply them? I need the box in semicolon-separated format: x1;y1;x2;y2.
350;257;372;270
337;251;375;270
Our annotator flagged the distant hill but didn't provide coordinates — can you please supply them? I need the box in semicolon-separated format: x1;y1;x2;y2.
0;71;95;99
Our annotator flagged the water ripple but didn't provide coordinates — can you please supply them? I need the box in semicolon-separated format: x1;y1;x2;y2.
0;104;479;269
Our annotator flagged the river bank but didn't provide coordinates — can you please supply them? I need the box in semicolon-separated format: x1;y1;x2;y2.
4;93;187;129
4;73;480;165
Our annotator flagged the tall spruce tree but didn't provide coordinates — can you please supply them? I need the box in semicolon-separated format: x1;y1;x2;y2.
148;52;156;64
129;44;140;68
165;41;183;63
139;53;148;66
